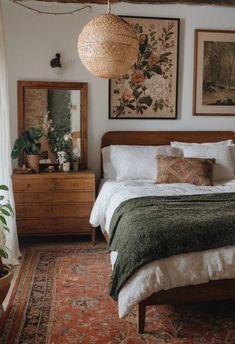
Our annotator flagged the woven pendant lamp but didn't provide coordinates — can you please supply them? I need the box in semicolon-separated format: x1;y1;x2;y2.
77;1;139;79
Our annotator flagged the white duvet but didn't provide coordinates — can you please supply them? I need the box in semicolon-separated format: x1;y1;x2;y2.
90;178;235;318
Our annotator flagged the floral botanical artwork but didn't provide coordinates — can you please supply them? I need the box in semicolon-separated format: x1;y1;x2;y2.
109;16;180;119
194;30;235;116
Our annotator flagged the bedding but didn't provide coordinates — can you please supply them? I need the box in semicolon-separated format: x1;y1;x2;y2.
170;139;233;148
109;193;235;300
102;145;182;181
90;178;235;318
155;155;215;185
231;145;235;172
183;145;234;181
171;140;235;181
102;146;116;179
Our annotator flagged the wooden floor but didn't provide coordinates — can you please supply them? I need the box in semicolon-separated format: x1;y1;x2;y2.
18;228;105;248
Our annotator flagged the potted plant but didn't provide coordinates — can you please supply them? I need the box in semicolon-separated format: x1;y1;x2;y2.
47;126;73;171
0;184;14;305
11;127;43;172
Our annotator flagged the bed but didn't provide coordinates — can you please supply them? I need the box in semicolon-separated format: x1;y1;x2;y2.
90;131;235;333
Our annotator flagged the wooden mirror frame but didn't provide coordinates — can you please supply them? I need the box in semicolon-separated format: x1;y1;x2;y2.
17;80;88;169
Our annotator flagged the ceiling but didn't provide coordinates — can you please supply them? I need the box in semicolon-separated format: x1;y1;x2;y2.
18;0;235;5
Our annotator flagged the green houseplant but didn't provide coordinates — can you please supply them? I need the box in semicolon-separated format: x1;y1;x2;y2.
0;184;14;304
11;127;43;172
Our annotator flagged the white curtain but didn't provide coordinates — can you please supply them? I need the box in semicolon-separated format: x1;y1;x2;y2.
0;1;20;265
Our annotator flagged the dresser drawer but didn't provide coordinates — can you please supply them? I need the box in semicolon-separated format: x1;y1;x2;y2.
53;191;94;203
14;192;53;204
53;178;94;191
15;203;92;218
13;178;52;192
16;218;92;235
14;191;94;204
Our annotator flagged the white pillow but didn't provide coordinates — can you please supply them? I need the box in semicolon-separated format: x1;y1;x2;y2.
183;145;234;181
171;140;233;151
102;146;116;179
230;144;235;173
171;140;235;181
110;145;182;181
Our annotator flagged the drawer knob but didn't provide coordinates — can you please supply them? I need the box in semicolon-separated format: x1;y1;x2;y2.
26;184;31;188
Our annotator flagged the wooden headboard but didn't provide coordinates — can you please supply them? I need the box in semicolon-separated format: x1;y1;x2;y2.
101;131;235;148
100;131;235;177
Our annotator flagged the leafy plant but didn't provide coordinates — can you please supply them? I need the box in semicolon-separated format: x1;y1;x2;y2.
0;185;13;262
42;113;73;164
11;127;43;159
47;126;72;163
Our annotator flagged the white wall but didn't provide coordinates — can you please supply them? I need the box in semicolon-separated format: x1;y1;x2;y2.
2;0;235;179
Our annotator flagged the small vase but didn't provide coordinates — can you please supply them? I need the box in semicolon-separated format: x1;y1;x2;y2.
63;162;70;172
72;161;79;171
26;155;40;173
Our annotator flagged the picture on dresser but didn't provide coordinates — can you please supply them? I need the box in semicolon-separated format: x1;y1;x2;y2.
17;81;88;169
193;29;235;116
109;16;180;119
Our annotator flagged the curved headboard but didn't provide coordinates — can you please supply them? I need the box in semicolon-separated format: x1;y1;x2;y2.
101;131;235;148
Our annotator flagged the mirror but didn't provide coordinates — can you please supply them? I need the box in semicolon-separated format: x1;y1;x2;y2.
17;81;88;169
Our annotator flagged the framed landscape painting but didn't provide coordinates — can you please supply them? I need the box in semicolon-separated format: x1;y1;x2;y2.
109;16;180;119
193;29;235;116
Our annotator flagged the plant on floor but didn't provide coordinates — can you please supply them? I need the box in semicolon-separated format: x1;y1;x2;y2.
0;184;14;304
0;184;13;272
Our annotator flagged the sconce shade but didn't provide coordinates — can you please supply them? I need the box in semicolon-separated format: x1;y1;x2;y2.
78;13;139;79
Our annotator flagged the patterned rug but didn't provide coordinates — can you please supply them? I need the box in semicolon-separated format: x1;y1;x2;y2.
1;241;235;344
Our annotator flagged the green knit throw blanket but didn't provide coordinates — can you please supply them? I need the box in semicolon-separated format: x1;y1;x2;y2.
108;193;235;300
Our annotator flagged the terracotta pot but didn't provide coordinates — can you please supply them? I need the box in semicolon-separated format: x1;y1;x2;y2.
0;265;13;305
26;155;40;173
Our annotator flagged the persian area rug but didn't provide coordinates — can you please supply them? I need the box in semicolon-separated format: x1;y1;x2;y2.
1;242;235;344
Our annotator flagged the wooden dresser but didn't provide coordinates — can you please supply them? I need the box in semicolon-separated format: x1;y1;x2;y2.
12;171;96;244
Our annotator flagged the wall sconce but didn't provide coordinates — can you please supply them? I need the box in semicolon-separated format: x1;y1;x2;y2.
50;53;62;74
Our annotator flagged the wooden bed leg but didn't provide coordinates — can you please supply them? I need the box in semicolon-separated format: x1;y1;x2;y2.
91;227;96;246
137;302;146;334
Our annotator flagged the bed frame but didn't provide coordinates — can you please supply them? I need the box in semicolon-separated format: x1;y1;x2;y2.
101;131;235;334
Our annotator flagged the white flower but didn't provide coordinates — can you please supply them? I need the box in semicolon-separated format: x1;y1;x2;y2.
144;75;166;98
63;134;72;141
57;151;66;164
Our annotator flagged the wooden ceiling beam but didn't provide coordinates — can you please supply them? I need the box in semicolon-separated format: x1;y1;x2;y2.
17;0;235;6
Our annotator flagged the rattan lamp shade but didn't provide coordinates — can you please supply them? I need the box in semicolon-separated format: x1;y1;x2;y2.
78;13;139;79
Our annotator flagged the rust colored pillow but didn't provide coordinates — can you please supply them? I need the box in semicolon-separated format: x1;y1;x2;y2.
156;155;215;186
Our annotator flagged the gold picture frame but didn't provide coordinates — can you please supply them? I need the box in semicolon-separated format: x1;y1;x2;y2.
193;29;235;116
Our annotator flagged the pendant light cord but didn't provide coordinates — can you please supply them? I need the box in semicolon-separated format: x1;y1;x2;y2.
11;1;91;16
107;0;111;13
